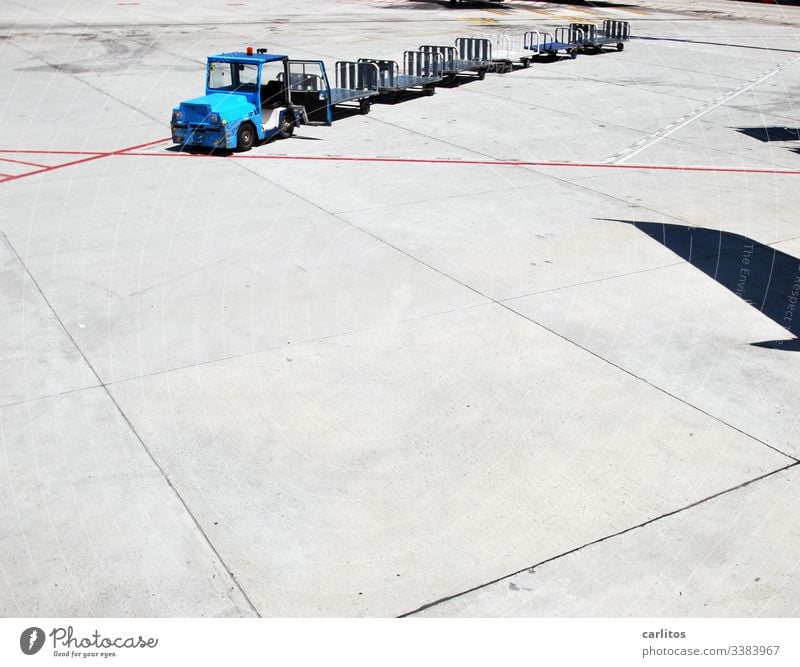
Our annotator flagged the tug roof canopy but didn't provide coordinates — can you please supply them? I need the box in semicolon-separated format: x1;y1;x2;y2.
207;52;288;64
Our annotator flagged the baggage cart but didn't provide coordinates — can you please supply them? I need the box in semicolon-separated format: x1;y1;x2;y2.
330;61;382;114
484;31;533;72
523;28;583;60
419;37;491;81
285;60;380;124
357;50;443;100
569;20;631;52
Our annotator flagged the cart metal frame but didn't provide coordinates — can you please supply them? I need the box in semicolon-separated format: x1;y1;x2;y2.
523;28;583;60
568;20;631;52
482;31;533;72
332;61;382;114
357;50;443;99
419;37;491;81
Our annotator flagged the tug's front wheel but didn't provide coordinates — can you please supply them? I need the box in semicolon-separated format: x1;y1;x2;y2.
236;123;255;151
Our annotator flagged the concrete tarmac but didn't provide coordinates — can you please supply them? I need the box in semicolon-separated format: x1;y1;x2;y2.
1;0;799;617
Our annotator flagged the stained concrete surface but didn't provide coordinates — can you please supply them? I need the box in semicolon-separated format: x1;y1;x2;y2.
1;0;799;617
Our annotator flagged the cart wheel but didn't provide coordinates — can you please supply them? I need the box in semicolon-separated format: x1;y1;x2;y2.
423;84;436;96
236;122;255;152
477;68;486;80
569;49;578;59
547;50;558;62
522;58;531;69
359;98;371;115
617;42;624;52
278;111;294;139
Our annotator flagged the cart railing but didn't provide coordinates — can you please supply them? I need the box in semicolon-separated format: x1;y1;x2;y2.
334;61;381;91
569;23;596;44
523;31;546;53
455;37;492;63
501;32;525;55
419;44;458;70
568;20;629;44
404;50;444;78
358;58;400;89
356;52;443;88
524;28;584;53
478;31;526;58
555;26;583;45
602;19;630;41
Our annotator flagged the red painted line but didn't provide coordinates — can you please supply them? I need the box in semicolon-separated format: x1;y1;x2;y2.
116;137;174;152
0;149;105;156
0;138;171;184
0;155;111;184
0;156;48;168
2;139;798;181
118;150;800;176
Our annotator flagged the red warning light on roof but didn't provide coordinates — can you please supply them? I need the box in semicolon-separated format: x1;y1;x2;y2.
246;46;253;55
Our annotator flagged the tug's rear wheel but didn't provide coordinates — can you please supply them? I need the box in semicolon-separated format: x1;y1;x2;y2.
278;112;294;139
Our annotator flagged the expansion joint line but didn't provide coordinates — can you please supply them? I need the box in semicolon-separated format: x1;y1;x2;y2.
606;53;800;165
399;460;800;617
0;229;261;618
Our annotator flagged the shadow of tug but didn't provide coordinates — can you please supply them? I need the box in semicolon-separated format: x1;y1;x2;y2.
601;219;800;350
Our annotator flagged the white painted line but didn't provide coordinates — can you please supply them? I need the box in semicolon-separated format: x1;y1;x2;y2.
614;54;800;164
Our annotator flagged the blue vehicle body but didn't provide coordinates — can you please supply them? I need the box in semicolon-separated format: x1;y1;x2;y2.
171;51;308;151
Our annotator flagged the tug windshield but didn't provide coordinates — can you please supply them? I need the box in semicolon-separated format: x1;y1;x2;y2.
207;61;259;93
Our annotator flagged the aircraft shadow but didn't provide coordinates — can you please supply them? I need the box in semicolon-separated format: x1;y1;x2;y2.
600;219;800;350
735;126;800;143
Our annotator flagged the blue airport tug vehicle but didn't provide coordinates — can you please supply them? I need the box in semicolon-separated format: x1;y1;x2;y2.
171;49;303;151
171;48;379;152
